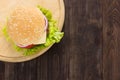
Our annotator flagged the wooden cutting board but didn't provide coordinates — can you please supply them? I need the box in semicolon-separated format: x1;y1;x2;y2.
0;0;65;62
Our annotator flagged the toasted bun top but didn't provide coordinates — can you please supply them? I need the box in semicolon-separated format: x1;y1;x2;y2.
7;6;46;46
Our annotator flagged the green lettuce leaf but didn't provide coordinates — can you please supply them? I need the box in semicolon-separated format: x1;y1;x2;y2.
2;6;64;56
3;26;10;41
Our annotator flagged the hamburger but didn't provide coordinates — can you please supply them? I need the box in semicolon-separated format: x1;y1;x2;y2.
7;6;48;48
3;5;64;55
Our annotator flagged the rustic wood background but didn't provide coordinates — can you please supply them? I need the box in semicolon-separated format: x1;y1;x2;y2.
0;0;120;80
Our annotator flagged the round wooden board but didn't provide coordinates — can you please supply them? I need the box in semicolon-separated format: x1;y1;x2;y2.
0;0;65;62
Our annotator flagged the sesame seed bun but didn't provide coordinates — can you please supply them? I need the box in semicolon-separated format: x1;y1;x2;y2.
7;6;46;46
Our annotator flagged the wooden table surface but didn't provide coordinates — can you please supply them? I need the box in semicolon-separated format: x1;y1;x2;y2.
0;0;120;80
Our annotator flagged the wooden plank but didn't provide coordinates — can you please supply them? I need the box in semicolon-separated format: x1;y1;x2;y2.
37;54;48;80
102;0;120;80
0;62;4;80
5;60;38;80
64;0;103;80
5;63;14;80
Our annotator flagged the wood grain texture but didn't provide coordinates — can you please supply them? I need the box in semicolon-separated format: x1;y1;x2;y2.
0;0;119;80
103;0;120;80
65;0;103;80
